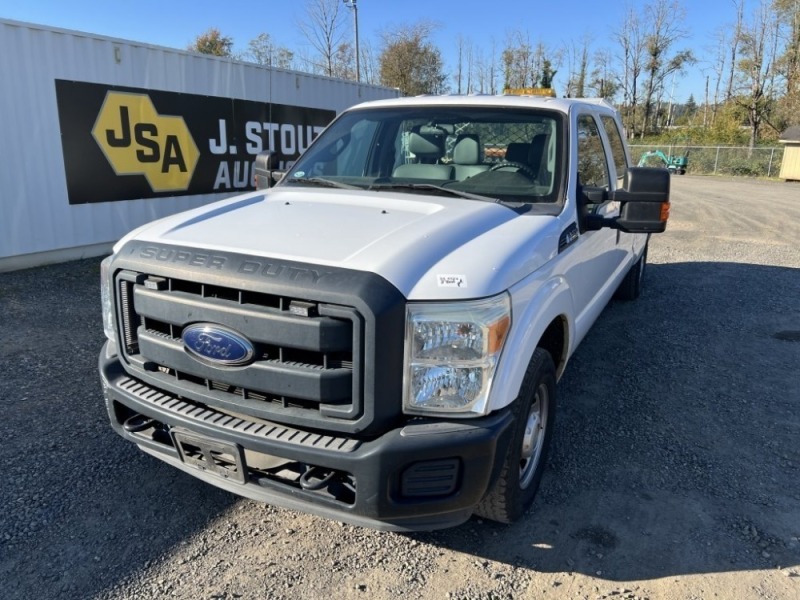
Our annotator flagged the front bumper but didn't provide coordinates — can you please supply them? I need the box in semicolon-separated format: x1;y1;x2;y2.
100;342;514;531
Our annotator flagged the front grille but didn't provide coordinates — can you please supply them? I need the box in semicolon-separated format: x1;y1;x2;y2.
115;270;364;429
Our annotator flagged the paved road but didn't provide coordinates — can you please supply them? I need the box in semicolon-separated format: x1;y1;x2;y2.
1;176;798;600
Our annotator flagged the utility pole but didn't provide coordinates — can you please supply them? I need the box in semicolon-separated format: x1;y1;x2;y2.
343;0;360;82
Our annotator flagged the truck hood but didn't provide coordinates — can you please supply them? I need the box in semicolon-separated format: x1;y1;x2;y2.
121;188;560;299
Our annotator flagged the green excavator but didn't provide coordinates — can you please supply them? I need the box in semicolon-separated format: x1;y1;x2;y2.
638;150;689;174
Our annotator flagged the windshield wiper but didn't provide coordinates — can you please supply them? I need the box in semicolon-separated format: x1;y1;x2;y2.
368;183;497;202
285;177;362;190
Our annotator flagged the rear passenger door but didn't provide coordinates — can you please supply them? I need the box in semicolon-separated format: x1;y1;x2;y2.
598;114;645;257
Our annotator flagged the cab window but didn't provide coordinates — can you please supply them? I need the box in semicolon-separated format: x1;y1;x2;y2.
600;115;628;184
576;114;610;189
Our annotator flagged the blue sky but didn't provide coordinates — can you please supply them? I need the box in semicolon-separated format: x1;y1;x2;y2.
0;0;744;102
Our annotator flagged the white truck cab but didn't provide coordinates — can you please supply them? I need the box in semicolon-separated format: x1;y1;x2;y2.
99;95;670;530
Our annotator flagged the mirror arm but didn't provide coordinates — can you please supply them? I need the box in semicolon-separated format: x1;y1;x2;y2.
585;215;621;231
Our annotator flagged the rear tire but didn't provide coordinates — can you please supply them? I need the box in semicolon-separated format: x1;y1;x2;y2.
615;242;648;301
474;348;556;523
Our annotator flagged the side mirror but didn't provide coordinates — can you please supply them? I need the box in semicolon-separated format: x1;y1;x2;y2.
612;167;671;233
253;151;285;190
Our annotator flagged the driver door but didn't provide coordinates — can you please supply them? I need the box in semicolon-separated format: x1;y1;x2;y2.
567;113;626;333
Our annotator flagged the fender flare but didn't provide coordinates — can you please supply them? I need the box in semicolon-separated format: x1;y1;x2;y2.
489;275;575;412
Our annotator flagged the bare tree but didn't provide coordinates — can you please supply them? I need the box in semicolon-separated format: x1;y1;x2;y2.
775;0;800;97
639;0;694;137
502;30;535;89
589;49;620;100
726;0;745;101
454;35;475;94
474;39;499;94
709;28;730;124
359;39;380;85
565;35;592;97
297;0;348;78
502;32;558;91
465;39;475;93
773;0;800;127
244;33;295;69
331;42;356;80
736;0;782;147
615;6;646;137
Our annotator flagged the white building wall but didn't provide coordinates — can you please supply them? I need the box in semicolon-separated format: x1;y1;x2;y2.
0;19;398;270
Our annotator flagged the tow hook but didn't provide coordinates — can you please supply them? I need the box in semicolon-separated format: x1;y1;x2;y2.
123;413;155;433
299;466;336;491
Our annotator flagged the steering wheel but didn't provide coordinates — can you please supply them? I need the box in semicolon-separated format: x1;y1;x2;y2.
489;161;537;180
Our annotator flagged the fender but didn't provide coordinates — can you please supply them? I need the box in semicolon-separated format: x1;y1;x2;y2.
488;273;575;412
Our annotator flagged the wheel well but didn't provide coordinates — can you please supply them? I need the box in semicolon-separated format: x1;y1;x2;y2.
538;316;568;378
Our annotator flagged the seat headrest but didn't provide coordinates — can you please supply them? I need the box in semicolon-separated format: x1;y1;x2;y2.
408;131;445;159
505;142;531;164
453;134;481;165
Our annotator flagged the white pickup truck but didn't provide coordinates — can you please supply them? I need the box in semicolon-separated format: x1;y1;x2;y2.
99;95;670;531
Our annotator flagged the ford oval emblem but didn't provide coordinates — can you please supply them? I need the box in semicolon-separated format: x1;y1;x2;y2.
182;324;255;367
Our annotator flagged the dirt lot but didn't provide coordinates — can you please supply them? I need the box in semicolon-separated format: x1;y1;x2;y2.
1;176;799;600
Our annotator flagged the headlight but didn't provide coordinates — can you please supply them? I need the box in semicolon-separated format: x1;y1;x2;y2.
403;293;511;416
100;255;116;341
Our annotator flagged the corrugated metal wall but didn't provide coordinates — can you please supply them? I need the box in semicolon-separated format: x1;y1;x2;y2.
779;145;800;181
0;19;399;270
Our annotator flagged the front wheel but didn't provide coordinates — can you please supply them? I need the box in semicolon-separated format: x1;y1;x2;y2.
474;348;556;523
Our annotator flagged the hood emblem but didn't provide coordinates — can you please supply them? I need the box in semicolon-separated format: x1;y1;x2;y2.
182;324;255;366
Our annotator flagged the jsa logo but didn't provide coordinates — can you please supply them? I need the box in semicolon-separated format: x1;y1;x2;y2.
92;92;200;192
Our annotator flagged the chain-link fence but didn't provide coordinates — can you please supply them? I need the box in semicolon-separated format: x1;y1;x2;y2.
629;145;784;177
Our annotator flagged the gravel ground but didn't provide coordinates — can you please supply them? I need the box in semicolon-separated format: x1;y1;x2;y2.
1;176;799;600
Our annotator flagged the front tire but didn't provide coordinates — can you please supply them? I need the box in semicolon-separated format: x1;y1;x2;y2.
474;348;556;523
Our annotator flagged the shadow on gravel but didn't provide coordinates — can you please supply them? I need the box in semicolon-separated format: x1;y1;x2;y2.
0;259;239;600
1;259;799;596
413;261;800;581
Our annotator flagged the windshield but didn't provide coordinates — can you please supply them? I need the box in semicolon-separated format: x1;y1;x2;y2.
282;106;564;206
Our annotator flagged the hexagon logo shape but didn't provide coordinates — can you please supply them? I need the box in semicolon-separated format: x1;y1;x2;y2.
91;92;200;192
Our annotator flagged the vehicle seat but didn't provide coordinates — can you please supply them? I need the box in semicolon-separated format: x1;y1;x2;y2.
503;134;548;183
393;131;454;180
452;134;489;180
528;133;549;182
504;142;531;165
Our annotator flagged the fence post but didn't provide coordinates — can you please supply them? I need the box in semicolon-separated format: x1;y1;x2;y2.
714;146;720;174
767;148;775;177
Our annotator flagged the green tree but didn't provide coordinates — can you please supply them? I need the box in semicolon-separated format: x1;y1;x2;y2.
379;23;447;95
685;93;697;116
188;27;234;57
540;59;557;89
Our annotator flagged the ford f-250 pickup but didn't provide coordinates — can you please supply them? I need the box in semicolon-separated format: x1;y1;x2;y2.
99;95;670;531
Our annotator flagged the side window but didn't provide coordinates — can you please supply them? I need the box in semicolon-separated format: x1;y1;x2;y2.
600;115;628;185
576;114;610;189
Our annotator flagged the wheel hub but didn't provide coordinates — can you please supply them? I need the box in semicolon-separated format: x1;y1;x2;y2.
519;383;548;489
